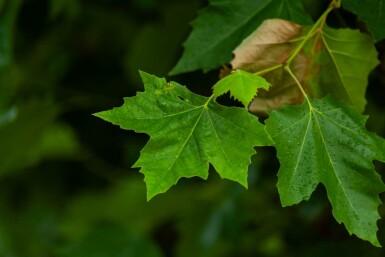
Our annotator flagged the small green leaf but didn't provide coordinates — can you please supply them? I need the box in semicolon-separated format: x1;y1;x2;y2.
170;0;312;75
95;72;273;200
342;0;385;41
212;70;270;108
265;96;385;246
308;26;379;113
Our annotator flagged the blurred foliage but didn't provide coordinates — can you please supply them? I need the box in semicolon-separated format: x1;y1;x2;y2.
0;0;384;256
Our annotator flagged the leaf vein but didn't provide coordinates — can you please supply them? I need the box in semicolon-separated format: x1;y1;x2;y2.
313;109;357;214
151;108;206;192
321;31;354;104
207;110;234;170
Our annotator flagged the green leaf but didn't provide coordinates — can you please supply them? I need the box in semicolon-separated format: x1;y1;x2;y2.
212;70;270;108
308;26;379;113
265;96;385;246
342;0;385;41
95;72;272;200
169;0;312;75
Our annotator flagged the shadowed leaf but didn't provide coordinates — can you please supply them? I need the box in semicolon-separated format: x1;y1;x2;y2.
342;0;385;41
170;0;312;74
307;26;379;113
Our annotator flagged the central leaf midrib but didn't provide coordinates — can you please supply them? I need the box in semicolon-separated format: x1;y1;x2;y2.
321;30;353;104
151;107;206;193
207;110;235;171
285;110;312;194
313;109;357;215
314;109;379;185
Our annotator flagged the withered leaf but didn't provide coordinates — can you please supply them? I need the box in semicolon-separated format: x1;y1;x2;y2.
230;19;309;114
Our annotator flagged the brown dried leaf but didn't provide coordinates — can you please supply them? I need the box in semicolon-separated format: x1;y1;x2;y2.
230;19;309;115
232;19;302;71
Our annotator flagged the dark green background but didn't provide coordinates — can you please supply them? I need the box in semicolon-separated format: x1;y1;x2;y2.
0;0;384;256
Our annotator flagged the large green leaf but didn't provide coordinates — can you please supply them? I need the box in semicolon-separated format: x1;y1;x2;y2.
212;70;270;108
170;0;312;75
342;0;385;41
308;26;379;113
95;72;272;200
265;96;385;246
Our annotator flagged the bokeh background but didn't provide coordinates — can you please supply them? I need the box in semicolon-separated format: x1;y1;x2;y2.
1;0;385;256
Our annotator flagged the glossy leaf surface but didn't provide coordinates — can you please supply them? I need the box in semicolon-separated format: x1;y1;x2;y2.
265;96;385;246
